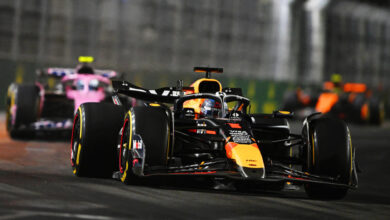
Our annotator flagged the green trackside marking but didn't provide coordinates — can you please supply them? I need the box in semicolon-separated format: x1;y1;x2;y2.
246;81;258;113
228;79;236;88
262;102;276;113
286;83;295;91
15;64;24;84
261;82;277;113
247;81;256;98
250;101;258;113
267;83;275;99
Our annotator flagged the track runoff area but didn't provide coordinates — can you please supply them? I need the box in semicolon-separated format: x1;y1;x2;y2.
0;113;389;219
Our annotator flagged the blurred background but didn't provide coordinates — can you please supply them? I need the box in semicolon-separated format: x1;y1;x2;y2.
0;0;389;113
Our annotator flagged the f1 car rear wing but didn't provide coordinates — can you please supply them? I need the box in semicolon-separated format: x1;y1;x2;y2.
343;83;367;93
113;80;246;104
37;68;117;78
113;80;182;103
194;67;223;79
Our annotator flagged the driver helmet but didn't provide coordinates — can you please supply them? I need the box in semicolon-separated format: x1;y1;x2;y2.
200;99;221;118
331;73;343;91
76;64;95;74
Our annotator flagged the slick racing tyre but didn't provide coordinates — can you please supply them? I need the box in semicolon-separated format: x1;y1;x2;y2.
368;97;385;125
118;111;138;184
6;84;40;138
71;103;124;177
350;93;369;123
303;117;353;199
119;106;171;184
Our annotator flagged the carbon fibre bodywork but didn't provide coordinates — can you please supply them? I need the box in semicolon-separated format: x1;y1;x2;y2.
112;80;358;190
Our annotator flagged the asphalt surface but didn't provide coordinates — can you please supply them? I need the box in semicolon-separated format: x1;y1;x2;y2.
0;114;390;220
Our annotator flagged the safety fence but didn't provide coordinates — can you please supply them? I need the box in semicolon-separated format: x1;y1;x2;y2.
1;0;390;112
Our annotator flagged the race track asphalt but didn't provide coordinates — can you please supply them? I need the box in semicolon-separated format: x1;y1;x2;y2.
0;114;389;220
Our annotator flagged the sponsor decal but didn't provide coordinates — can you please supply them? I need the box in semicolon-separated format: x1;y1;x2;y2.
33;119;72;129
230;112;241;118
227;123;241;129
122;82;129;86
228;130;252;144
195;122;208;134
161;90;180;97
133;140;143;150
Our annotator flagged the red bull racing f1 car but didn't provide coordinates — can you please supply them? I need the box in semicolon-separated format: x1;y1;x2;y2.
71;67;358;199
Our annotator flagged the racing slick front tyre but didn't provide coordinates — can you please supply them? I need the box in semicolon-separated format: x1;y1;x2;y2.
303;117;353;200
6;84;40;139
71;103;124;178
119;106;171;184
118;111;139;185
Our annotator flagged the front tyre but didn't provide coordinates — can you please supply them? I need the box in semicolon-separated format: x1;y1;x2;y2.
119;111;138;184
119;106;171;184
303;117;353;199
71;103;124;177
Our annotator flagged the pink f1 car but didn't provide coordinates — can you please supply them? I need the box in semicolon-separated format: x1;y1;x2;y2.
5;62;128;138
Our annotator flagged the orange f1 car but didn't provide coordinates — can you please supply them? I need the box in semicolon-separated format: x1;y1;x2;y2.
316;81;384;124
71;67;357;199
283;80;385;125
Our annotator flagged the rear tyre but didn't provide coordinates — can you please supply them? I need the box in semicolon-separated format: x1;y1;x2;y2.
368;97;385;125
348;93;367;123
303;117;353;199
119;106;171;183
6;84;40;139
71;103;124;177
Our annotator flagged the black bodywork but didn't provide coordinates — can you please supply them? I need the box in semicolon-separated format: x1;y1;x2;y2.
112;81;358;190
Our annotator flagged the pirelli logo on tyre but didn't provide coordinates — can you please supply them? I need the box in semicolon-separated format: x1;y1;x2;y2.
133;140;143;150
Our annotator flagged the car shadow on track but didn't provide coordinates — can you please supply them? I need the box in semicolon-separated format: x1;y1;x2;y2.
123;175;311;200
2;169;390;207
120;175;390;204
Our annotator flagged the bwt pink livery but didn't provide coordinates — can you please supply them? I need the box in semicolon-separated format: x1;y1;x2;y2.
6;64;132;139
